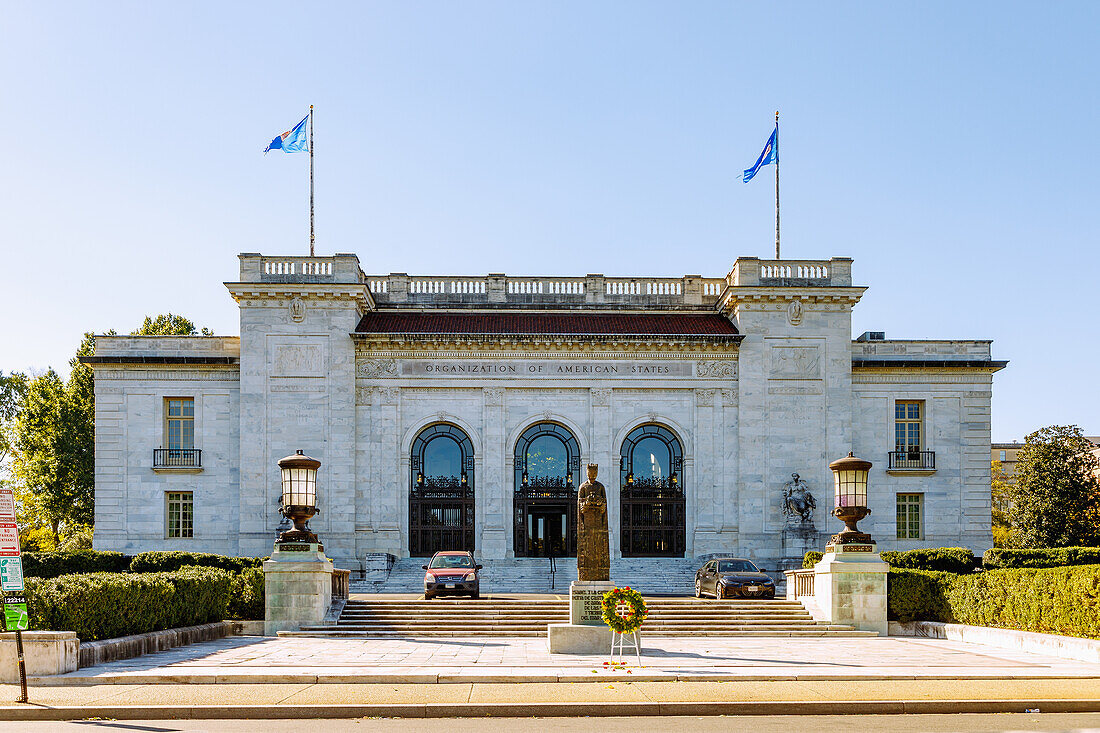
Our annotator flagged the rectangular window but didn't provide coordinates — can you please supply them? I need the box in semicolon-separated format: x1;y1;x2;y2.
894;401;923;454
165;398;195;450
896;493;922;540
999;450;1007;462
166;491;194;538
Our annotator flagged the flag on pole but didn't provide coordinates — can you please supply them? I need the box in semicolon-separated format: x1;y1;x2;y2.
743;126;778;182
264;115;309;154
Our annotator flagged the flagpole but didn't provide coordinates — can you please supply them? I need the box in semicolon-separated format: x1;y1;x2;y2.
310;104;314;255
774;107;783;258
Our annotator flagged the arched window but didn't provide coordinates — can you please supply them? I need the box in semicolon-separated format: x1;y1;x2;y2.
620;424;685;557
409;423;474;555
514;422;580;557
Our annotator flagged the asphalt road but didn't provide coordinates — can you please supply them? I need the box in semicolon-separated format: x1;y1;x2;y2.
3;715;1100;733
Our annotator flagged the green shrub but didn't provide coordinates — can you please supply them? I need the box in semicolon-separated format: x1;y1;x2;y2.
25;567;232;641
22;551;131;579
880;547;976;574
982;547;1100;570
887;564;1100;639
804;547;974;573
130;551;263;574
227;566;265;620
887;569;956;623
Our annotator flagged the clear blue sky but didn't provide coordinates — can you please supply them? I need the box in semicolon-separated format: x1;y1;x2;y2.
2;2;1097;442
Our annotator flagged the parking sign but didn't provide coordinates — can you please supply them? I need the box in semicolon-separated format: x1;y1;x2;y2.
0;557;23;593
2;594;29;632
0;489;14;522
0;524;18;557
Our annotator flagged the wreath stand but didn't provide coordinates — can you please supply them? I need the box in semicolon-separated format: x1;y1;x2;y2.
610;629;641;665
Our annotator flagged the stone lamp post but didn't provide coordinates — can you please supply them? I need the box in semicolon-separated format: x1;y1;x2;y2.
264;449;333;635
277;450;322;549
808;451;888;636
828;452;873;547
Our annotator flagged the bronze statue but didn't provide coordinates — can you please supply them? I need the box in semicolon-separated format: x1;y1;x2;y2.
577;463;610;582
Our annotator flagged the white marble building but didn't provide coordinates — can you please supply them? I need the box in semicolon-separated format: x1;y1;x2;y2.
84;253;1006;573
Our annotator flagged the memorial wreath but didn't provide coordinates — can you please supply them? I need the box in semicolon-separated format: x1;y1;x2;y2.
601;586;647;634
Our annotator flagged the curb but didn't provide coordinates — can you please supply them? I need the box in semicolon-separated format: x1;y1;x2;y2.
1;699;1098;720
27;671;1100;686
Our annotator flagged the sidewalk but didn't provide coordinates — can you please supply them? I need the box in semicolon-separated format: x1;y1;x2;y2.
4;678;1100;719
27;634;1100;684
3;634;1100;719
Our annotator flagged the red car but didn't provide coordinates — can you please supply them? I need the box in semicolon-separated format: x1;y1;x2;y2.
423;551;482;599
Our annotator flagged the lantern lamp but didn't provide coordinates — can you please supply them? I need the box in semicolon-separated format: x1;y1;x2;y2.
277;450;322;547
828;452;873;546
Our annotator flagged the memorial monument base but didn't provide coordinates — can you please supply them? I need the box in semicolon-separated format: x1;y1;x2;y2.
263;544;334;636
547;580;616;654
812;542;888;636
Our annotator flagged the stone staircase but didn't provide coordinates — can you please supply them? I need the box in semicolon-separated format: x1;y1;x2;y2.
350;556;702;596
283;597;876;638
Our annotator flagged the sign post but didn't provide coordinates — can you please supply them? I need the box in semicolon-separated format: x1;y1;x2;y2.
0;488;28;703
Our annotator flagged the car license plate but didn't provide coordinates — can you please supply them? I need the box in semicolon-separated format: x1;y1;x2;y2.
746;585;758;591
445;583;456;589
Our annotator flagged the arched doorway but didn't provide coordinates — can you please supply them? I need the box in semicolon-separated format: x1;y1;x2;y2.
620;424;685;557
513;422;580;557
409;423;475;556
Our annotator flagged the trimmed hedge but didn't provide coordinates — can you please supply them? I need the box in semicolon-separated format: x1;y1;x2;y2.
888;565;1100;639
881;547;975;574
22;551;132;579
227;566;265;620
983;547;1100;570
803;547;975;573
129;551;264;574
25;567;233;641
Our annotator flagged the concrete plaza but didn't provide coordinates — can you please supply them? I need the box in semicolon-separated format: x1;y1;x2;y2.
24;633;1100;684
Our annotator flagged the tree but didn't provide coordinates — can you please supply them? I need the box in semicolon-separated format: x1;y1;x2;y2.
0;371;27;464
11;370;94;544
991;459;1014;547
1006;425;1100;548
132;314;213;336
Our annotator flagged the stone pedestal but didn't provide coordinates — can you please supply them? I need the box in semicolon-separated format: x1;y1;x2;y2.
0;631;78;680
263;544;334;636
779;522;821;575
812;543;888;636
548;580;616;654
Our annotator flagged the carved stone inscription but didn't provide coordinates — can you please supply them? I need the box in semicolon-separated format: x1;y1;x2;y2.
389;360;699;378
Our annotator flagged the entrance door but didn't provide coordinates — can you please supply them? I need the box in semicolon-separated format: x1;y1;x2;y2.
526;507;568;558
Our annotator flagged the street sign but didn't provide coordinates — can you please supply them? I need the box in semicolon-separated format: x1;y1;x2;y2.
2;594;29;632
0;557;23;593
0;489;14;522
0;524;19;557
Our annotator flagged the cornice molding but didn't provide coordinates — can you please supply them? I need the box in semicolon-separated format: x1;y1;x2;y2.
718;286;866;315
225;282;373;311
93;368;240;382
352;335;741;355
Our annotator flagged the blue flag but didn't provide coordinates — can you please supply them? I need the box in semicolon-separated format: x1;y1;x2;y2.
743;126;778;182
264;115;309;154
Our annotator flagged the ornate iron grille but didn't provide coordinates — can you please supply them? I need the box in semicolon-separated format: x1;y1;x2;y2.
409;485;474;556
621;479;686;557
409;423;476;556
153;448;202;468
514;485;577;558
888;450;936;470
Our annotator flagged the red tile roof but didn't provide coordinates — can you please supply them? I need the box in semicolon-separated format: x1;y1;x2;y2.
355;312;738;336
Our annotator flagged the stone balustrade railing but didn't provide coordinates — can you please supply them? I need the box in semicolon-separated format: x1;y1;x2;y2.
239;253;365;284
784;568;815;600
730;257;852;287
366;274;729;306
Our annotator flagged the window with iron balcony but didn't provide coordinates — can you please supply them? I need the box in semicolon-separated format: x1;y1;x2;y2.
887;400;935;473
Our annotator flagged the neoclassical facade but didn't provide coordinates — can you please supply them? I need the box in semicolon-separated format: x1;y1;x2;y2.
85;253;1006;572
